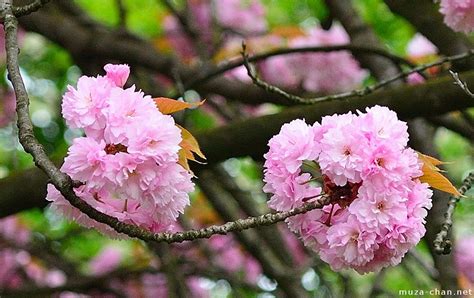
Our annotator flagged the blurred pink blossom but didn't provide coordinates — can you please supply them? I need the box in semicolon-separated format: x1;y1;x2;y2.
440;0;474;33
209;235;262;284
89;246;123;276
0;89;16;128
455;236;474;283
407;34;437;58
259;24;367;93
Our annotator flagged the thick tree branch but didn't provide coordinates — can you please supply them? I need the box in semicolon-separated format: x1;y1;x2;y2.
428;114;474;142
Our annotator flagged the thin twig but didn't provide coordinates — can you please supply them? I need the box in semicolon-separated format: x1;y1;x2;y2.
241;42;474;105
433;171;474;254
185;43;415;89
2;1;330;244
11;0;49;17
449;70;474;98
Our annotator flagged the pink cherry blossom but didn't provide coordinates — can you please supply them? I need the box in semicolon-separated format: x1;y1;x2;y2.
162;0;267;61
0;216;31;245
126;113;181;165
60;137;108;187
102;86;157;144
326;216;379;267
104;63;130;87
356;105;409;150
61;75;113;136
263;119;322;210
440;0;474;33
349;183;408;230
407;73;426;85
318;115;366;186
0;249;24;289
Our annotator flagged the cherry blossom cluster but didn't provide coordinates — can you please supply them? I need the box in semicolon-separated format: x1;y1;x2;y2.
439;0;474;33
46;64;194;237
263;106;433;273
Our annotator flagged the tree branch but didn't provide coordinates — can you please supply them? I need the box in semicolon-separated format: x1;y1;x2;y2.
433;171;474;254
196;70;474;165
428;114;474;142
449;70;474;98
185;43;414;89
4;0;334;244
1;72;474;220
242;42;474;105
11;0;49;17
198;169;309;297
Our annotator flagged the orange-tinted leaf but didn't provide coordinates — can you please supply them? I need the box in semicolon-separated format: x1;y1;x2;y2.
271;26;305;38
418;154;461;196
177;149;193;175
178;125;206;160
417;152;445;166
154;97;204;114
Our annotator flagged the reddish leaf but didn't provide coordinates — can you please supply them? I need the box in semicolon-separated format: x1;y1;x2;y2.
154;97;204;114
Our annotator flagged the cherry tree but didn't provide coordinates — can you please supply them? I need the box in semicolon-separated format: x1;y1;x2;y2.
0;0;473;297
